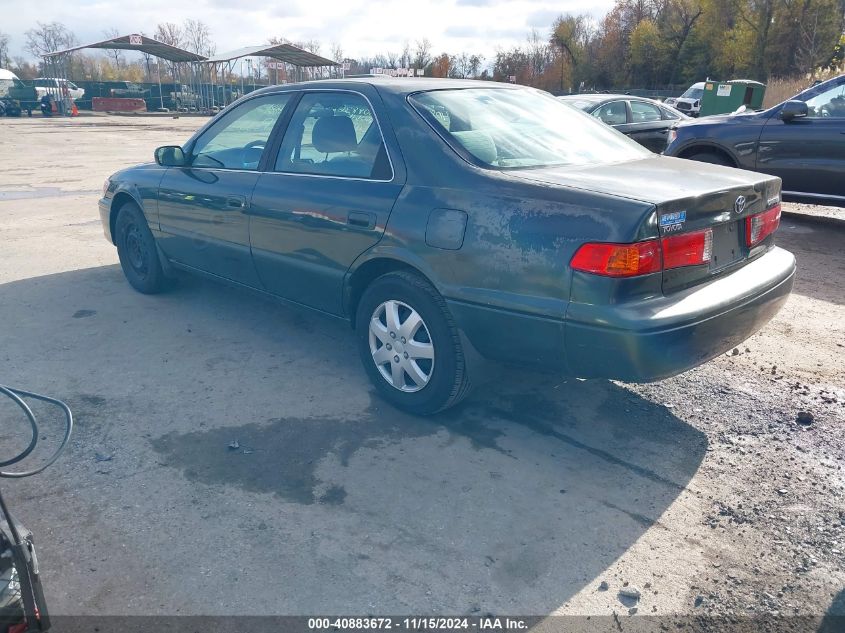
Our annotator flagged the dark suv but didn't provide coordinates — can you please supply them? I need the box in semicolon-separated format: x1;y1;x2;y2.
665;74;845;204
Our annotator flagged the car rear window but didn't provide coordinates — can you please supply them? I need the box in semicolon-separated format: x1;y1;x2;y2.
559;98;596;111
410;88;648;170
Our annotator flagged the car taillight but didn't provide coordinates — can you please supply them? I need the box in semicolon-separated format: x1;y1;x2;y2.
662;228;712;269
745;203;781;246
570;240;661;277
571;228;715;277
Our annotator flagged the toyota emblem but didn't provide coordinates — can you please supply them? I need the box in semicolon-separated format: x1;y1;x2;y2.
734;195;746;214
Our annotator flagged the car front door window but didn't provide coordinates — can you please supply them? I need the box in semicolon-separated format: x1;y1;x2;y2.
191;94;291;170
274;92;392;180
804;82;845;118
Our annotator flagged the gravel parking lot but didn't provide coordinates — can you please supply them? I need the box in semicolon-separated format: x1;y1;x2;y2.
0;114;843;627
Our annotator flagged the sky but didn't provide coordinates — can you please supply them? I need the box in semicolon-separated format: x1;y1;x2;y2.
1;0;612;64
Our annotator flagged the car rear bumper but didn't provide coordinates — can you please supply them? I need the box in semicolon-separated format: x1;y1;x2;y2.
449;246;794;380
564;246;795;381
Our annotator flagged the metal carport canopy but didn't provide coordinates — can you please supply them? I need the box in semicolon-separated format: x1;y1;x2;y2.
44;34;207;63
203;44;338;67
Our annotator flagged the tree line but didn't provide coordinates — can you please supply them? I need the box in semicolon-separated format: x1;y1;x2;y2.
1;1;843;92
529;0;845;92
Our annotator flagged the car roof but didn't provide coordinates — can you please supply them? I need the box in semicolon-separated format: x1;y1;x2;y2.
560;94;670;106
251;77;522;97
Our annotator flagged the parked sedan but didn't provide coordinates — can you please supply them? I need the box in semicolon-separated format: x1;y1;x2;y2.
559;94;688;152
665;73;845;204
100;79;794;414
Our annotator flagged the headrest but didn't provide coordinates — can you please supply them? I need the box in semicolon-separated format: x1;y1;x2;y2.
451;130;497;165
312;115;357;153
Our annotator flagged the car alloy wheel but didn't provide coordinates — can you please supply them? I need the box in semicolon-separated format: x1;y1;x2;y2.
368;299;435;392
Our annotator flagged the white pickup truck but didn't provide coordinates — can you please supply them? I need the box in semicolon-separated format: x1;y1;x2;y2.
33;78;85;100
664;82;705;117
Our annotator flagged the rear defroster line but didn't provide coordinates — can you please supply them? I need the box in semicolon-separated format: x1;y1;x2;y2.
0;385;73;633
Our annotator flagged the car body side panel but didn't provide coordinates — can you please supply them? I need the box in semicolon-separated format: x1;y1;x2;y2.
156;167;261;286
757;116;845;197
102;164;166;243
665;114;770;169
360;175;655;365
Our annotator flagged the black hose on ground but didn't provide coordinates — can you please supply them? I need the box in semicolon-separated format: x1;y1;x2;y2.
0;385;73;633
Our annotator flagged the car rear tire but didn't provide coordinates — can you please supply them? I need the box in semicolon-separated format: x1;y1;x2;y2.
115;201;167;294
356;271;471;415
687;151;733;167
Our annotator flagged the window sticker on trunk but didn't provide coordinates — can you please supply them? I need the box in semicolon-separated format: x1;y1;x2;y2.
660;210;686;231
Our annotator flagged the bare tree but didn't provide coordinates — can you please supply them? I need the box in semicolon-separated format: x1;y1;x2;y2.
796;2;830;76
183;19;215;57
154;23;184;80
137;31;155;81
0;32;10;68
413;38;432;70
526;28;552;81
24;21;76;57
330;42;344;77
296;39;321;55
10;55;39;79
103;28;125;70
386;50;399;69
155;22;183;47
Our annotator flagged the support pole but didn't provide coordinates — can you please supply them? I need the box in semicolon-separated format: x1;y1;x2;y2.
157;57;164;110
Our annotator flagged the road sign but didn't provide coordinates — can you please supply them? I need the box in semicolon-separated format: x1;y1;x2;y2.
129;35;143;46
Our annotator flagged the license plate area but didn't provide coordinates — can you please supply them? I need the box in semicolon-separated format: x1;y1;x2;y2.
709;221;744;271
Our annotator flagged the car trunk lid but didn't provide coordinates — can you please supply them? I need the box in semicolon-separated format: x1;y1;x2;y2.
507;155;780;294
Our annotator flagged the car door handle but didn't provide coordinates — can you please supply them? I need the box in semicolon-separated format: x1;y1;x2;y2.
226;196;246;209
347;211;376;229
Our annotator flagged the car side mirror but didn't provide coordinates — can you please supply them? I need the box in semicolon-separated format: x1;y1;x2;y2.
779;100;808;121
154;145;187;167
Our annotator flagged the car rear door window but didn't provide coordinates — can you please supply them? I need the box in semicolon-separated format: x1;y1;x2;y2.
191;93;291;170
630;101;662;122
593;101;628;125
274;92;392;180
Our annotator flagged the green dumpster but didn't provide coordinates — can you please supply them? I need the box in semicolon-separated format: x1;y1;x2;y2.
699;80;766;116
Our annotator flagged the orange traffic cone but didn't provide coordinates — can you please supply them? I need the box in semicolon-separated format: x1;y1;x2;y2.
71;102;78;116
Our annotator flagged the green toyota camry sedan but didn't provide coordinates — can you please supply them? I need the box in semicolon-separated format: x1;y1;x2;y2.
99;78;795;414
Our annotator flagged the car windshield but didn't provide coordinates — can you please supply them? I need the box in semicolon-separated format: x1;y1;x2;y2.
410;88;648;169
680;87;704;100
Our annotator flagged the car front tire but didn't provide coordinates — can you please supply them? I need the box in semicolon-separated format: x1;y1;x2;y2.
356;271;471;415
115;201;166;294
